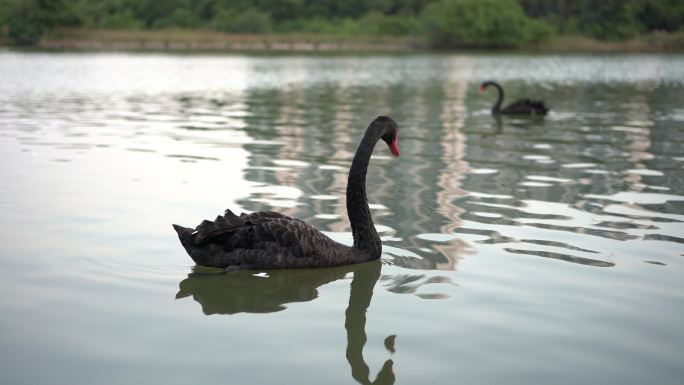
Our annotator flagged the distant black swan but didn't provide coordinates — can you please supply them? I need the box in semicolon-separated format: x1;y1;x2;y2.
173;116;400;270
480;81;549;116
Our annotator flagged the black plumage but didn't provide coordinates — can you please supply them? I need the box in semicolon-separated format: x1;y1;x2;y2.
173;116;400;270
480;81;549;116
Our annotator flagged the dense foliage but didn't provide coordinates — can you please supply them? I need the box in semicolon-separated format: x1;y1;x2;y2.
420;0;554;47
519;0;684;40
0;0;682;46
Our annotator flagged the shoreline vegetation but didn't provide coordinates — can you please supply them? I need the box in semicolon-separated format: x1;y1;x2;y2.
28;28;425;52
1;0;682;53
10;28;683;53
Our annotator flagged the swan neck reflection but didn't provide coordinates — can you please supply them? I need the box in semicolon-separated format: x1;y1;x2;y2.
176;260;395;384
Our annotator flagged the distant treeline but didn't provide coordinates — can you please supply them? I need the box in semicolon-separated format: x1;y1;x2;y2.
1;0;682;47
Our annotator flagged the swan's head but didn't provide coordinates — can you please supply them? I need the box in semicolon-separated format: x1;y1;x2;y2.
375;116;400;157
479;81;498;93
479;81;490;93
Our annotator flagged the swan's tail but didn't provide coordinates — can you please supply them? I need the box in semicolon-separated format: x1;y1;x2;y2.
172;223;192;236
172;224;194;251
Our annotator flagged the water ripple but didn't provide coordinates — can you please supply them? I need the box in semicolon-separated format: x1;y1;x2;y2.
504;248;615;267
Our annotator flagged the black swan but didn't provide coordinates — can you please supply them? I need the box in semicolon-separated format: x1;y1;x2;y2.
173;116;400;270
480;81;549;116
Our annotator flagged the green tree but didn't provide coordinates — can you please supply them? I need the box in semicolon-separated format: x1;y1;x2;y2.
638;0;684;32
420;0;553;47
5;0;80;45
360;11;417;35
99;9;143;29
155;7;200;28
1;0;681;46
213;7;271;33
517;0;684;39
7;0;44;45
574;0;641;40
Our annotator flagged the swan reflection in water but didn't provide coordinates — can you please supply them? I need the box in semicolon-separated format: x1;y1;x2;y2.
176;260;396;385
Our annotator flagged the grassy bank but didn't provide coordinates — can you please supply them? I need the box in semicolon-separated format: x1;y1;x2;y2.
15;28;684;53
533;32;684;53
36;28;424;52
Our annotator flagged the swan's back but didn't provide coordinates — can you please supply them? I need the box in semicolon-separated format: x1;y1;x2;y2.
173;209;357;269
502;99;549;115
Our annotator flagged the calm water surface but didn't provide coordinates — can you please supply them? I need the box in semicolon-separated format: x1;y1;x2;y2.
1;51;683;385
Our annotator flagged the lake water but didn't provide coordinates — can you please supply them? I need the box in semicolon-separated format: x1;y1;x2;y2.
1;51;683;385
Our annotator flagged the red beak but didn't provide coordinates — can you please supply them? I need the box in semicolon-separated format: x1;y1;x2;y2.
388;137;400;157
479;84;485;93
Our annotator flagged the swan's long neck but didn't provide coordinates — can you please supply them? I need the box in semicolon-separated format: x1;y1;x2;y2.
491;83;504;114
346;124;382;260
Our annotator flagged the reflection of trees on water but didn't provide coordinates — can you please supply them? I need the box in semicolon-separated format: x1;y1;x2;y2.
433;70;473;267
177;261;396;385
201;67;683;270
471;82;682;203
459;81;684;258
643;86;684;197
